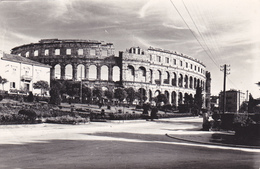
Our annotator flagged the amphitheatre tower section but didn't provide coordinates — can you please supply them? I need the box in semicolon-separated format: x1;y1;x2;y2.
121;46;208;106
11;39;122;90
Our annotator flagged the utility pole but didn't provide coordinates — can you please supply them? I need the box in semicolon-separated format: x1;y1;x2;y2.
246;90;249;101
80;67;83;104
220;64;230;114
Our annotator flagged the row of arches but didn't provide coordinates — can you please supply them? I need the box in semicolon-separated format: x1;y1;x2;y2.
53;64;120;81
132;87;203;106
126;65;205;89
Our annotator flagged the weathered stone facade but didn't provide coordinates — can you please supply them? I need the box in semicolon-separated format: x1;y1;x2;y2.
11;39;210;107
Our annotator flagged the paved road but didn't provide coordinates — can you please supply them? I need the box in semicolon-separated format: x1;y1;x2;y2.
0;117;259;169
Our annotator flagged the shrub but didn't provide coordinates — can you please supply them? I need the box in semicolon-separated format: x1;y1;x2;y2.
0;95;3;101
27;92;34;102
18;109;37;121
0;113;36;124
233;114;259;138
45;115;88;124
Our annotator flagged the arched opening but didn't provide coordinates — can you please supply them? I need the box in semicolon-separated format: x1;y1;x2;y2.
89;65;97;80
54;64;61;79
172;72;177;86
25;51;29;57
34;50;38;57
194;78;197;89
184;75;188;88
149;89;152;101
197;79;200;88
178;92;183;104
171;91;177;105
149;69;153;83
178;74;183;87
164;90;169;100
65;64;73;79
138;66;146;82
189;76;193;89
138;88;146;103
113;66;120;82
77;64;85;80
155;70;161;85
154;90;161;97
164;71;170;84
127;65;135;81
101;65;109;81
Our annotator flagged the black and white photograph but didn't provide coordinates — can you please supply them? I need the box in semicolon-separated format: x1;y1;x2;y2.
0;0;259;168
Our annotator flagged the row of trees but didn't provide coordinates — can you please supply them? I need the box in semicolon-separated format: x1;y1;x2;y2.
49;80;150;105
48;80;204;113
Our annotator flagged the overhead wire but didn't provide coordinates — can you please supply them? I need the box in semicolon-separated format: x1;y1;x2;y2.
181;0;220;66
171;0;240;90
169;0;219;69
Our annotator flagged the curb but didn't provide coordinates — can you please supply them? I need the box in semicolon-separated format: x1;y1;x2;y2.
165;134;260;149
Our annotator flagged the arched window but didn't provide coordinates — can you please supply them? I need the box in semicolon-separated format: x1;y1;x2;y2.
155;90;160;97
164;71;170;84
65;64;73;79
172;72;177;86
54;64;61;79
127;65;135;81
44;49;49;56
189;76;193;89
34;50;38;56
194;78;197;89
178;74;183;87
101;65;109;81
89;65;97;80
164;90;169;101
184;75;188;88
171;91;176;105
25;51;29;57
77;64;85;80
138;66;146;82
178;92;183;104
155;70;161;85
149;69;153;83
113;66;120;82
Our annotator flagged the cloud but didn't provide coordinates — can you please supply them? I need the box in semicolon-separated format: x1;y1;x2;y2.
162;22;186;30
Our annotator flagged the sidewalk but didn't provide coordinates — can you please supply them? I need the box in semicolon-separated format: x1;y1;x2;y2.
166;130;260;149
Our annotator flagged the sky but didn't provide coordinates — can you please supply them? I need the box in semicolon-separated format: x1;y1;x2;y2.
0;0;259;98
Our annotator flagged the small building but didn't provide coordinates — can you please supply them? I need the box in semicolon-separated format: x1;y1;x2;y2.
0;51;51;95
219;89;246;113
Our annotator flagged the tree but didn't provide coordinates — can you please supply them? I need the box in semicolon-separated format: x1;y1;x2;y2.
33;80;50;96
49;80;62;105
82;85;92;103
194;87;203;115
0;76;8;91
125;87;136;105
93;87;103;101
184;93;194;113
104;90;114;102
156;93;168;106
135;88;147;105
114;87;127;104
63;81;80;97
